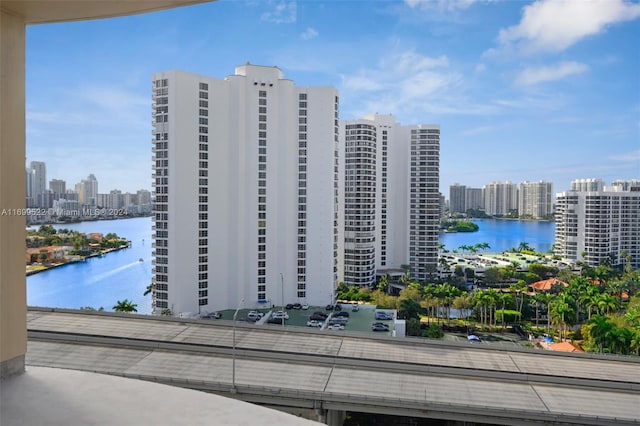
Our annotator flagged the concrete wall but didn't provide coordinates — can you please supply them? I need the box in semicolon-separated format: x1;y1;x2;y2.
0;9;27;379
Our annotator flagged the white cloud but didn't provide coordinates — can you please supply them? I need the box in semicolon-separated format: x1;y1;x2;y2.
515;61;589;86
609;150;640;162
475;63;486;73
339;50;499;119
261;1;297;24
497;0;640;54
300;27;318;40
405;0;479;12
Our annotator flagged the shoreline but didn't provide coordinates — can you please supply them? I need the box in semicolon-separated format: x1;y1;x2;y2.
26;244;131;276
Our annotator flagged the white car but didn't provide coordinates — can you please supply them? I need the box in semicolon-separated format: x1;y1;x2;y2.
327;324;345;330
272;311;289;320
247;311;264;321
306;320;322;327
301;304;310;310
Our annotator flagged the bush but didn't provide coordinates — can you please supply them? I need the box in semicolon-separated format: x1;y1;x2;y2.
496;309;522;323
422;324;444;339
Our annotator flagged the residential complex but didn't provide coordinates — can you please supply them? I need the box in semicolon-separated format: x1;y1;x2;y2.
448;180;553;219
555;179;640;268
518;181;554;219
151;65;338;314
338;115;440;286
23;164;151;222
449;183;466;214
483;181;518;216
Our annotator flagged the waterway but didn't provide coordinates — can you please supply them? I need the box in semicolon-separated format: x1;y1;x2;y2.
439;219;556;254
27;217;556;313
27;217;153;314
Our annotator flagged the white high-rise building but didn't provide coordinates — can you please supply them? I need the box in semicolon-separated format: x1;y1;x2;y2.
49;179;66;196
464;187;483;212
151;65;338;314
518;181;553;219
449;184;466;214
76;174;98;207
338;115;439;285
338;114;412;286
29;161;46;207
571;178;604;192
555;185;640;268
408;126;440;281
483;181;518;216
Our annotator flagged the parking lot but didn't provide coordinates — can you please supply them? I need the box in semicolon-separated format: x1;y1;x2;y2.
209;304;395;336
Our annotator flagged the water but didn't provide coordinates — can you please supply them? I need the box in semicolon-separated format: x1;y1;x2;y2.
439;219;555;254
27;217;556;313
27;217;153;314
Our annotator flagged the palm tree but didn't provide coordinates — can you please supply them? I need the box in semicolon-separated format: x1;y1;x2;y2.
581;285;601;321
630;329;640;356
497;292;513;330
549;293;574;340
509;280;527;316
376;274;390;293
113;299;138;313
609;327;634;355
484;288;499;328
588;315;613;353
595;293;618;316
518;241;532;253
624;307;640;327
533;292;553;331
143;281;155;297
473;290;488;327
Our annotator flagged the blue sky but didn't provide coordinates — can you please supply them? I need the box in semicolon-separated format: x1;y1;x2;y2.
26;0;639;195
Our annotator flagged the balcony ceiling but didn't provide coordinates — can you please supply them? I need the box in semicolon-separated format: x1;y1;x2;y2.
1;0;214;24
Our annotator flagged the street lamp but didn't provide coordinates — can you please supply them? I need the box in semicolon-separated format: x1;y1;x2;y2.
280;273;285;327
232;298;244;393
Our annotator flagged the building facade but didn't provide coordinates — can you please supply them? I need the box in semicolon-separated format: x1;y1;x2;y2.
338;114;414;286
555;185;640;268
449;183;466;214
29;161;46;208
338;116;438;285
408;126;440;281
483;181;518;216
518;180;553;219
151;65;338;315
464;187;483;212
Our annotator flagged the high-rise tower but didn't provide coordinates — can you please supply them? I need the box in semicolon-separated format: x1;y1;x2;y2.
151;65;338;314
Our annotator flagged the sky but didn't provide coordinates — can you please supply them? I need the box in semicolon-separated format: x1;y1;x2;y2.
26;0;640;195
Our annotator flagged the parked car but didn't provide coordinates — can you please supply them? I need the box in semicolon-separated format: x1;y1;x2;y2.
292;303;303;310
312;311;328;318
372;323;390;332
375;312;393;320
200;312;222;319
247;311;264;321
285;304;294;309
327;324;345;330
351;304;360;312
301;304;310;310
334;311;350;318
334;304;342;311
329;317;348;324
267;317;285;324
306;320;322;327
325;304;335;311
310;314;327;321
272;311;289;320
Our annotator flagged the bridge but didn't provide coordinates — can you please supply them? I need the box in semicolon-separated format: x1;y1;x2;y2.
26;308;640;425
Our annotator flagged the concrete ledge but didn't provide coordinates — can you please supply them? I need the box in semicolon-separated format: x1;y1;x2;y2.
0;354;24;380
0;366;320;426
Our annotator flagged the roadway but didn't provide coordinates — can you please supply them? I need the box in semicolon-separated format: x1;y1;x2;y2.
26;308;640;425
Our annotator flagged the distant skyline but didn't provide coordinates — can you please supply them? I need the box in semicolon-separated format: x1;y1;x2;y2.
26;0;639;193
